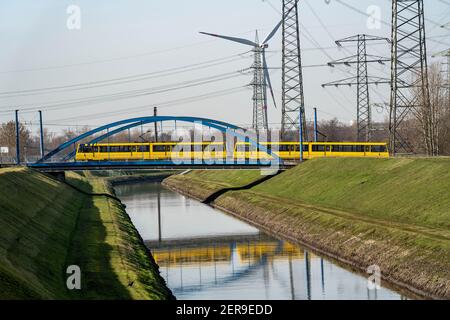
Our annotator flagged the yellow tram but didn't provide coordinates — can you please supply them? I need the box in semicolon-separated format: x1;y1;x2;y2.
75;141;389;161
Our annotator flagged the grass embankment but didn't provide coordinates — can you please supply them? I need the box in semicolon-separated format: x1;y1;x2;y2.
0;167;173;300
163;158;450;299
162;170;262;201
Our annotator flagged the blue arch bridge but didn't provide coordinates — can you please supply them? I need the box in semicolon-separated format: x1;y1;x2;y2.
27;116;292;172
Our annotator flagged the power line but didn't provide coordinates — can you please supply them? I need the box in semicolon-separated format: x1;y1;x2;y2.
334;0;450;47
0;52;252;98
0;38;232;75
49;86;247;123
0;69;249;114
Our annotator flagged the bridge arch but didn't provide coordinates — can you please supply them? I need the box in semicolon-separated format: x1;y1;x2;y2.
39;116;282;164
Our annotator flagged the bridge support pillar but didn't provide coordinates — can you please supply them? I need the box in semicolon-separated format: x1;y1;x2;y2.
47;171;66;182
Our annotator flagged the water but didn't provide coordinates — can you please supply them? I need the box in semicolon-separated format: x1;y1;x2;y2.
115;182;406;300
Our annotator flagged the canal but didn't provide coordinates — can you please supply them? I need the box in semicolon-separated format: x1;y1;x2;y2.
115;182;406;300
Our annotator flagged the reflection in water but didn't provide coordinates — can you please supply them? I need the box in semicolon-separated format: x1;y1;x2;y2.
116;182;405;300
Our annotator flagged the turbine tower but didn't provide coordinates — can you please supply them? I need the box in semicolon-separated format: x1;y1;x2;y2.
200;28;280;132
200;3;297;132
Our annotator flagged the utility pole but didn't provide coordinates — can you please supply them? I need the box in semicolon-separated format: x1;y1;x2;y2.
251;31;269;132
322;34;390;142
38;110;45;159
390;0;434;155
154;107;159;142
281;0;307;141
15;110;20;165
299;106;303;162
313;107;318;142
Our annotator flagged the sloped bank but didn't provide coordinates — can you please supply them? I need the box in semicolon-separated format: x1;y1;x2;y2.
0;168;173;300
163;159;450;299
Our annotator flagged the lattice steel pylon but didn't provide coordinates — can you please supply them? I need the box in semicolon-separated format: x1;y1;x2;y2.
281;0;307;140
433;48;450;109
251;31;269;131
322;35;390;142
356;36;372;142
389;0;434;155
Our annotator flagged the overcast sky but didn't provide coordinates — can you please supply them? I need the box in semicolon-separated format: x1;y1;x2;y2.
0;0;449;136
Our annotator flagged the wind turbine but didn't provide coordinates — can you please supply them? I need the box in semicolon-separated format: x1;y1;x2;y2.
200;3;297;132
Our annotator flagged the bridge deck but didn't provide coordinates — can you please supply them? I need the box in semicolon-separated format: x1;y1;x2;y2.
27;160;294;172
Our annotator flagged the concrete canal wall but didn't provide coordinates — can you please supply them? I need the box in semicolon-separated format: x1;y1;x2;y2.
163;158;450;299
0;168;173;300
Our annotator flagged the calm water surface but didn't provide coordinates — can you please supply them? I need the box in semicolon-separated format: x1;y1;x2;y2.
115;182;406;300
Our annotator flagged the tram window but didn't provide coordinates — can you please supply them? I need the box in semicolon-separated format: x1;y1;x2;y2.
237;144;250;152
153;145;168;152
264;144;272;152
371;145;386;153
138;145;149;152
312;145;325;152
293;145;308;152
80;145;95;153
254;145;270;152
279;145;290;152
109;146;121;153
354;145;365;153
332;145;353;152
344;145;354;152
119;146;131;153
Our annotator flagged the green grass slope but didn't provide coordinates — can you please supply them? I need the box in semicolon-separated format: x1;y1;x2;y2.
0;168;172;300
252;158;450;229
163;170;262;200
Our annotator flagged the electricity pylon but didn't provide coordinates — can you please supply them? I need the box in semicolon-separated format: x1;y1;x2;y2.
389;0;435;155
433;49;450;106
281;0;307;140
322;34;390;142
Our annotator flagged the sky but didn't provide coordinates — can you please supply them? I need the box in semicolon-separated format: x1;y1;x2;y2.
0;0;449;136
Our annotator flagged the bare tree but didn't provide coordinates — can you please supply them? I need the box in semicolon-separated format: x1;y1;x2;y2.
0;121;32;162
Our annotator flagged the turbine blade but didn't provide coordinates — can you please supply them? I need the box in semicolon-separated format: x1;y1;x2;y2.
262;0;299;45
262;20;282;45
263;50;277;109
199;32;257;47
